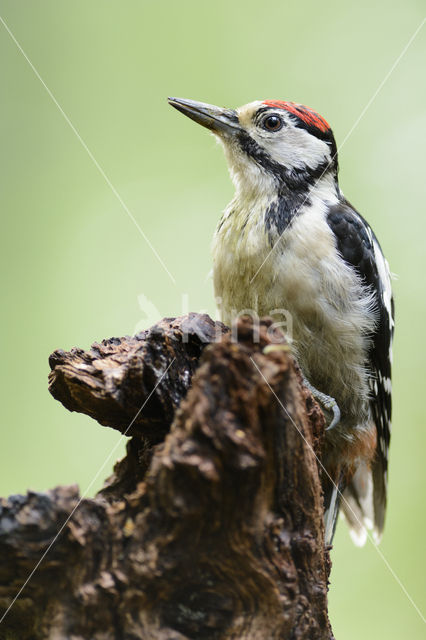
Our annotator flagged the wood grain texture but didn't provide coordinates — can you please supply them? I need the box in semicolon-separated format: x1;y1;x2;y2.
0;314;334;640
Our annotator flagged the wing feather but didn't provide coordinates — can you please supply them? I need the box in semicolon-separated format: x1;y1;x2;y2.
327;199;394;539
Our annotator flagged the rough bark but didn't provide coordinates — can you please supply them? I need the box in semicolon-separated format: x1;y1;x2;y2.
0;314;334;640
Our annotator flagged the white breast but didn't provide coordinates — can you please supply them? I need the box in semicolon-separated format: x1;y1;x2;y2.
212;195;377;425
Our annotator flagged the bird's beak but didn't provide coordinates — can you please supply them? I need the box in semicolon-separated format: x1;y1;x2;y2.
168;97;240;135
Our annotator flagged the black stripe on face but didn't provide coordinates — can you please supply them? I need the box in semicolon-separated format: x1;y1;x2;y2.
236;128;336;244
237;130;319;240
248;107;339;176
236;130;332;190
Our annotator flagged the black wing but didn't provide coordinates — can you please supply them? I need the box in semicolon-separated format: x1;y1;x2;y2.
327;198;394;538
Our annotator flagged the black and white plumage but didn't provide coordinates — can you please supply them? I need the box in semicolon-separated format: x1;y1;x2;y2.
168;96;394;545
325;200;394;542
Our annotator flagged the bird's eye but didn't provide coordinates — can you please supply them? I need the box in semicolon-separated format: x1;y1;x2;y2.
262;114;283;132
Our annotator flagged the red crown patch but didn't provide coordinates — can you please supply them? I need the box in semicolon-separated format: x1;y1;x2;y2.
263;100;330;133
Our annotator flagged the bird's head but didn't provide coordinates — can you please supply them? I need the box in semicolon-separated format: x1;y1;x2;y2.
168;97;338;197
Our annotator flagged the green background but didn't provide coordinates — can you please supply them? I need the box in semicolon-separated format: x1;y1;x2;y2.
1;1;425;637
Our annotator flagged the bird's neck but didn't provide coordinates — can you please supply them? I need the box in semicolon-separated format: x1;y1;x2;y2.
223;171;339;239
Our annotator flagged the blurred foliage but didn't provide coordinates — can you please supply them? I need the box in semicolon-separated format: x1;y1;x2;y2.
0;1;425;637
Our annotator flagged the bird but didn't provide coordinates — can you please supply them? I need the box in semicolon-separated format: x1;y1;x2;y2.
168;96;394;546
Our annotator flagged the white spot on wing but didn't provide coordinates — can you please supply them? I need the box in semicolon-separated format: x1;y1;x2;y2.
373;239;394;334
382;376;392;393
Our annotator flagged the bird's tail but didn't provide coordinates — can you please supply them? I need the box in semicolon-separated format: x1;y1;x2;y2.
341;461;382;546
324;461;384;546
323;470;345;546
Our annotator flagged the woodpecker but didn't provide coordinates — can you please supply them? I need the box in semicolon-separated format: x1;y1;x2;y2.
168;96;394;546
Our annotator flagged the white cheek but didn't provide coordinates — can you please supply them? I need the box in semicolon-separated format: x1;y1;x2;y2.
253;127;330;171
219;136;276;197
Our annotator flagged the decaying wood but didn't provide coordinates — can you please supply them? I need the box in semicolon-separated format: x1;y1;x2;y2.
0;314;334;640
48;313;229;443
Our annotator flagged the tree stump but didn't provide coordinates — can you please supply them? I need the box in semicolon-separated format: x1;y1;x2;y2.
0;314;334;639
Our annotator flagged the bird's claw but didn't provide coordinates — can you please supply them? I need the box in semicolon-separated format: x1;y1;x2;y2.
325;400;341;431
302;376;341;431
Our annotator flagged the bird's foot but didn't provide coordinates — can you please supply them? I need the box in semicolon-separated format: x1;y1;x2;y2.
302;377;341;430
